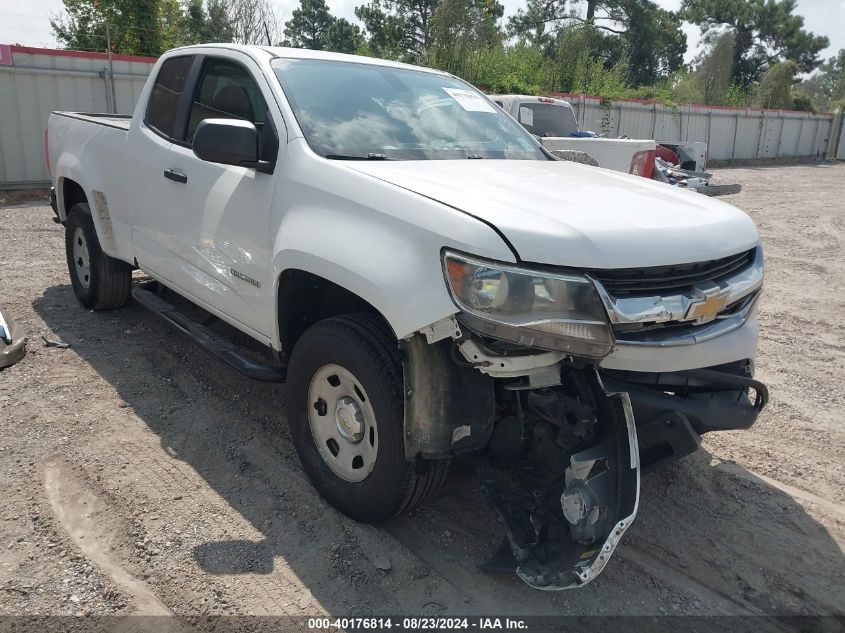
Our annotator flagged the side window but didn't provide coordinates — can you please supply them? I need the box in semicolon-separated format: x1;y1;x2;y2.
187;58;269;144
145;55;194;139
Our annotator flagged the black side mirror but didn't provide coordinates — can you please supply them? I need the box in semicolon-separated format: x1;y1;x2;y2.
193;118;270;171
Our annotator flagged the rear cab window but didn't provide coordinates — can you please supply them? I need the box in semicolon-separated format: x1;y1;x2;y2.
145;55;195;139
517;102;579;138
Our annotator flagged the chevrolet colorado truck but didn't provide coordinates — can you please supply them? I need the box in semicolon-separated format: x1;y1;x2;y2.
47;45;768;590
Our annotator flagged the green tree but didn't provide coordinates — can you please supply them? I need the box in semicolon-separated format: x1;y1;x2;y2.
506;0;685;86
428;0;503;73
681;29;735;104
354;0;407;59
549;24;629;96
51;0;167;56
397;0;440;59
797;49;845;111
325;18;364;53
506;0;567;51
184;0;208;41
754;59;799;109
160;0;187;49
205;0;235;41
607;0;686;86
354;0;440;61
681;0;829;89
283;0;334;49
182;0;235;43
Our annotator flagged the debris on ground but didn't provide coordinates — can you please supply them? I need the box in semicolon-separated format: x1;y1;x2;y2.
40;335;70;349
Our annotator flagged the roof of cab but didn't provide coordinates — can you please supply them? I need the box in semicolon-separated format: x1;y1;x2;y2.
164;43;452;76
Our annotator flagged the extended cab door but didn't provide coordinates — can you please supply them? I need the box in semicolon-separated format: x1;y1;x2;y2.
130;54;195;273
132;51;284;342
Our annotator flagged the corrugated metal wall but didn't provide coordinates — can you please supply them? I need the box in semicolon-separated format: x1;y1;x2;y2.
554;93;837;163
0;46;155;188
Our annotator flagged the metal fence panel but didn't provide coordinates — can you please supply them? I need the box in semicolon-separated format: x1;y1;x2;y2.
0;46;154;187
553;93;835;163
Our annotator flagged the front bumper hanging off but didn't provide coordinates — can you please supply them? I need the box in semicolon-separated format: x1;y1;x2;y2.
479;363;767;590
481;371;640;590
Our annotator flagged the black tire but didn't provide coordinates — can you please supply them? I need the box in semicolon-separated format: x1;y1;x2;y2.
286;313;449;523
65;204;132;310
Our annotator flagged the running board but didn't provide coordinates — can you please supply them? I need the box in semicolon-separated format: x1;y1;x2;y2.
131;285;287;383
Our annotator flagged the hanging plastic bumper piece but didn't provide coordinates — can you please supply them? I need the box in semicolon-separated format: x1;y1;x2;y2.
481;370;640;590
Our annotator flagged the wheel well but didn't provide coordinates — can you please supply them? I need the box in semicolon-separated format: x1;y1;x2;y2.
277;270;390;355
62;179;88;214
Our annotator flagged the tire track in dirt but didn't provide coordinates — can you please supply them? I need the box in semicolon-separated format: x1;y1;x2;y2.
714;461;845;528
87;433;314;617
42;459;184;632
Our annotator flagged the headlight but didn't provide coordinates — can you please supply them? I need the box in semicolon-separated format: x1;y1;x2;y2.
443;251;614;358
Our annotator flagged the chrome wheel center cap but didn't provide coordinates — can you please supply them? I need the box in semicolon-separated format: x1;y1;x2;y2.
335;397;365;442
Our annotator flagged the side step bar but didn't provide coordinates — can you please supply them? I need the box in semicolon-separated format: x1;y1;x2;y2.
131;285;287;383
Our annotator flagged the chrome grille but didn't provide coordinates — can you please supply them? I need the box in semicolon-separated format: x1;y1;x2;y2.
587;249;756;297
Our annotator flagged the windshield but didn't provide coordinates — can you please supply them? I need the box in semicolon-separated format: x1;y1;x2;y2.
272;58;547;161
517;102;579;138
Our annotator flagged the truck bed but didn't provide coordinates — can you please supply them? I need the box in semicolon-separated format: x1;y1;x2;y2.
52;112;132;132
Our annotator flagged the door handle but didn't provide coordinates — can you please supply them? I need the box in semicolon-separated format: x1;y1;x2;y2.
163;168;187;184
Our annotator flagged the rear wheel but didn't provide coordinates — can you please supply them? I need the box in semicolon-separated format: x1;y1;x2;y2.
64;204;132;310
286;313;449;523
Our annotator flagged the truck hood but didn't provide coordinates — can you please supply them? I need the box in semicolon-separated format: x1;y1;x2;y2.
344;160;759;268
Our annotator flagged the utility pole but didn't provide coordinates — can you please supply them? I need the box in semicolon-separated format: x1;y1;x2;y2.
105;22;117;113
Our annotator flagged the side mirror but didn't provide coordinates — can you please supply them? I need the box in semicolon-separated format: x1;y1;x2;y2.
193;118;269;170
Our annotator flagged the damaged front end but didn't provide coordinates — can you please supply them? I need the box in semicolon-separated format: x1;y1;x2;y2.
402;330;640;590
480;368;639;589
400;248;768;590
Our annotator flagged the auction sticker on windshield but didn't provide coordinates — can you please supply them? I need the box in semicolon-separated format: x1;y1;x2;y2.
442;87;496;113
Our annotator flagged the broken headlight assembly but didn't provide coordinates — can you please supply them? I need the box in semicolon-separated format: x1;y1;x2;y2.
442;251;614;358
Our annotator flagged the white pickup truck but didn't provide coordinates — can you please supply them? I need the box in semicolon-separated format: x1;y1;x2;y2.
490;94;658;176
47;45;767;591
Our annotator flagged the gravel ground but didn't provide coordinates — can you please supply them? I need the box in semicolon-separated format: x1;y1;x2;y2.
0;164;843;627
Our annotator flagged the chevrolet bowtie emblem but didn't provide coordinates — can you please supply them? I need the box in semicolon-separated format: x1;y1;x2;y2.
686;292;728;322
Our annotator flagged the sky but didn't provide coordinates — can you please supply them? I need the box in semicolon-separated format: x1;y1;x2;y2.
1;0;843;66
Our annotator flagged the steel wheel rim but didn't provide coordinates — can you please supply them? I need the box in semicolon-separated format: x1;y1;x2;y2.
72;226;91;289
307;364;378;482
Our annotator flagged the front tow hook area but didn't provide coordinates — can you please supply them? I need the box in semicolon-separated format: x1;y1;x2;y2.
480;371;640;590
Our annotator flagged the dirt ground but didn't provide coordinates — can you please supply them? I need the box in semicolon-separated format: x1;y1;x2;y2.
0;164;843;628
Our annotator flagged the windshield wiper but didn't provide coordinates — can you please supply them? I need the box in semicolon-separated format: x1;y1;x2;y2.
325;153;393;161
466;154;485;159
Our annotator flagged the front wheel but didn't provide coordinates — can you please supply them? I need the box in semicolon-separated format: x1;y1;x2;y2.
286;313;449;523
64;204;132;310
